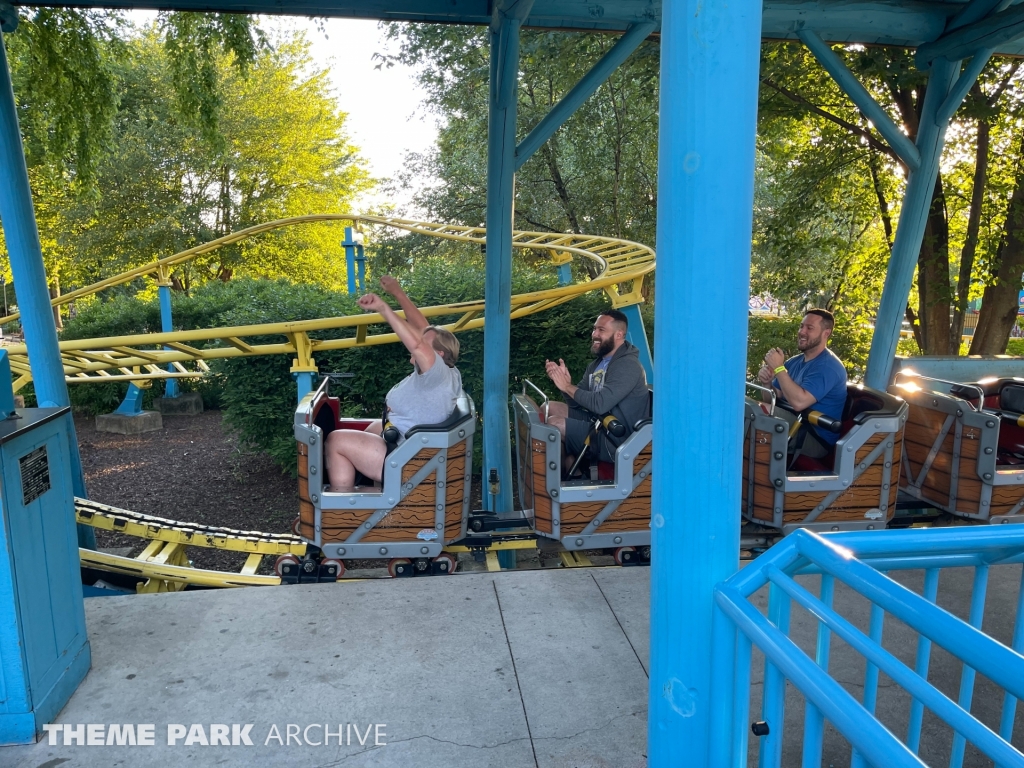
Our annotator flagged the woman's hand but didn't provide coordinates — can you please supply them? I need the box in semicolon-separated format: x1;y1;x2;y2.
379;275;401;296
358;293;389;314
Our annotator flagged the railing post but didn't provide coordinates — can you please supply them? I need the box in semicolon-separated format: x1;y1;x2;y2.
157;275;179;398
648;0;762;762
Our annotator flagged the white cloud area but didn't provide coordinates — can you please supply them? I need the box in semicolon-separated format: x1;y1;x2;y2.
264;16;440;213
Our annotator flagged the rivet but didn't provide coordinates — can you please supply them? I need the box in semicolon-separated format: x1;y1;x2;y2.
338;548;346;556
885;461;891;468
867;524;875;530
774;451;783;460
613;536;622;544
364;521;371;528
956;410;963;417
311;494;319;503
379;547;388;555
886;441;893;448
549;462;557;470
388;497;395;503
350;498;356;506
639;471;647;478
843;479;849;486
390;460;398;468
831;526;839;531
575;538;584;547
438;455;445;463
586;491;593;497
436;523;443;529
774;479;783;487
309;435;317;445
421;546;429;554
987;421;996;428
984;473;993;480
775;424;785;433
458;429;465;438
551;490;559;498
985;447;993;455
847;446;854;452
436;504;444;511
774;507;781;514
548;434;557;442
880;504;887;511
624;453;631;459
310;466;317;474
438;480;445;489
883;484;889;490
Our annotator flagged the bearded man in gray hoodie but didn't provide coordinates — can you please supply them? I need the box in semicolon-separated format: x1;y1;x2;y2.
544;309;651;465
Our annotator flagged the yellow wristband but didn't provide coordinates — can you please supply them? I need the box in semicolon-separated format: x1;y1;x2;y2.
773;365;787;375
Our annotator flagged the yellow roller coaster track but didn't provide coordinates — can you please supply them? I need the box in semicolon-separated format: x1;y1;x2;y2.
2;215;655;392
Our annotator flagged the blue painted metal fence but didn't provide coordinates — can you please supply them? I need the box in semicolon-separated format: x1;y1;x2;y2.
710;527;1024;767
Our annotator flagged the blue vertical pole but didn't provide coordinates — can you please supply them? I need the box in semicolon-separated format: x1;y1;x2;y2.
648;0;762;762
619;303;653;381
356;242;366;294
864;60;959;390
0;23;94;548
556;263;572;286
158;283;179;398
343;226;357;295
483;4;530;517
294;372;314;404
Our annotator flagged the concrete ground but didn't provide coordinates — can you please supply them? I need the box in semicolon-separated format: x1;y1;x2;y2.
5;563;1024;768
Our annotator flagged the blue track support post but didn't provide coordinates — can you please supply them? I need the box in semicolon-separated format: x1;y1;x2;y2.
618;303;653;381
556;264;571;286
864;58;960;390
114;384;146;415
482;0;532;519
0;20;94;549
649;0;762;762
158;279;179;398
343;227;357;295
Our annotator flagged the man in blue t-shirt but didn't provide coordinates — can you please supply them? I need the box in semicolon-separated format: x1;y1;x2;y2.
757;309;848;457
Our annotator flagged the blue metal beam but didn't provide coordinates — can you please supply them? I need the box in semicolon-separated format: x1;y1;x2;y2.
798;29;921;172
514;20;656;171
482;0;533;517
0;23;94;548
648;0;762;763
916;1;1024;64
864;59;959;390
158;283;179;398
935;48;993;125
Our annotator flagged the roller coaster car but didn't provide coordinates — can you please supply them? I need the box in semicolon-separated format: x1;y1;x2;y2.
742;383;908;534
294;376;475;568
512;381;652;564
889;375;1024;524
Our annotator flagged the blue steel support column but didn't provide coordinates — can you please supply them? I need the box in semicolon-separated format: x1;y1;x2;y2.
482;0;532;517
649;0;762;763
864;59;959;390
0;23;94;548
158;283;179;398
619;303;653;381
343;227;357;295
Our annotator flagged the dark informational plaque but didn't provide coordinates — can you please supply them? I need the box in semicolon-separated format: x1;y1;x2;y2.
20;446;50;505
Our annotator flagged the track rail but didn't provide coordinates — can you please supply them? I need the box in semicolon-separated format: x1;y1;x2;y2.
5;215;655;392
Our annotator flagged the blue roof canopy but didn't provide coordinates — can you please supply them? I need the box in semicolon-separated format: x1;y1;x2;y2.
16;0;1024;55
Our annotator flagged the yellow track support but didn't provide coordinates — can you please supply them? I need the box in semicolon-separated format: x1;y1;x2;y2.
6;215;655;391
75;498;306;556
559;551;593;568
80;548;281;590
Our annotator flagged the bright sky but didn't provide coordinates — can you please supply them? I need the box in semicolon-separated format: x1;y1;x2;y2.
265;16;439;212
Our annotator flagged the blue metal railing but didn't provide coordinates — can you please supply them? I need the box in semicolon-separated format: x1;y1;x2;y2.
710;527;1024;767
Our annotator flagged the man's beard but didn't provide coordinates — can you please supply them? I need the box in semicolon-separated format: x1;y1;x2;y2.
797;332;822;352
592;337;615;357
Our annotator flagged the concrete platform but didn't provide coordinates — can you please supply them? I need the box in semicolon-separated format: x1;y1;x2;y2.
155;392;204;416
95;411;163;435
5;564;1024;767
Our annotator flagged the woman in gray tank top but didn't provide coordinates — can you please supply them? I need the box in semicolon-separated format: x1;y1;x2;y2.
324;277;462;492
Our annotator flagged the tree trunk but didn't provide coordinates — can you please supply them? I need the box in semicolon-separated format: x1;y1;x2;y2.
970;159;1024;354
49;276;62;331
916;174;952;354
951;114;990;352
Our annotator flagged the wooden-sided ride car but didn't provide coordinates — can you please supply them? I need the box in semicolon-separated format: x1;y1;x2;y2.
512;380;652;565
742;383;908;533
293;376;475;577
889;374;1024;524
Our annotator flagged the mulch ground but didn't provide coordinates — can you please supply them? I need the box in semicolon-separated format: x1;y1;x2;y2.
81;410;298;574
